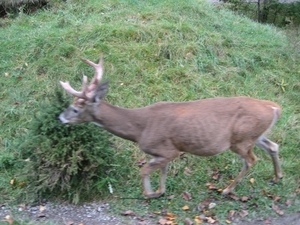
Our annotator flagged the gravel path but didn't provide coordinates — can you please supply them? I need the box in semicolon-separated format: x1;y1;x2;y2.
1;201;300;225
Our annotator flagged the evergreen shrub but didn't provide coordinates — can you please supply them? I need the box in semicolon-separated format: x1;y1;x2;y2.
15;91;115;203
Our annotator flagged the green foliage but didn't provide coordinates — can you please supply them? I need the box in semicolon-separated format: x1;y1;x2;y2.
12;91;115;203
223;0;300;26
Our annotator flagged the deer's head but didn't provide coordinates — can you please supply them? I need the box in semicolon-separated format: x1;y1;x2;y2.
59;54;109;124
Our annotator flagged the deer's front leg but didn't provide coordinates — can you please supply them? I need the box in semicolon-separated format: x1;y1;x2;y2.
141;157;170;199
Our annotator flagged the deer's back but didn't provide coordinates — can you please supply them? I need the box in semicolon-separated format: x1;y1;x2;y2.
139;97;278;157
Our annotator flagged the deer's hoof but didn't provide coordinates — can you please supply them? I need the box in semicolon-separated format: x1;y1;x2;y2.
144;191;164;199
221;188;232;195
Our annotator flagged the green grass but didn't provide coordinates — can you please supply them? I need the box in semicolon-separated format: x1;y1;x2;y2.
0;0;300;224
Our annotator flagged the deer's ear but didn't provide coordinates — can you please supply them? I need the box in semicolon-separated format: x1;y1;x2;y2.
93;81;109;103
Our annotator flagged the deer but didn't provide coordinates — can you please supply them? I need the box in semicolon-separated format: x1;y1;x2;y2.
58;54;282;199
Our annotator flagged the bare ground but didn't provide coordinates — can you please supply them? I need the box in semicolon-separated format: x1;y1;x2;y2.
1;201;300;225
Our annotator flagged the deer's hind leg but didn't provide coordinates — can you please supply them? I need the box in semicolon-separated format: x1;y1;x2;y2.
222;142;257;194
256;135;282;182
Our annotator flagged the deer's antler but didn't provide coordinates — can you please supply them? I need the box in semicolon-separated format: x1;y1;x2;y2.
60;54;104;100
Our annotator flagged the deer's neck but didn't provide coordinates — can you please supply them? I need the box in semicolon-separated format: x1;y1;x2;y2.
92;101;146;142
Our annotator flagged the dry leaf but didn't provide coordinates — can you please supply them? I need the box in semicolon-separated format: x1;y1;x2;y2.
184;217;193;225
239;210;249;218
184;167;192;176
208;202;216;209
273;195;281;201
165;212;177;220
39;205;46;212
206;217;216;224
228;210;236;219
272;204;284;215
241;196;249;202
5;72;9;77
249;178;255;183
182;205;190;211
5;215;14;225
10;178;15;185
228;193;239;201
158;218;168;225
194;216;203;224
182;191;192;201
211;169;220;180
205;183;217;190
226;220;232;224
167;195;175;200
121;210;135;216
263;218;272;224
285;199;293;206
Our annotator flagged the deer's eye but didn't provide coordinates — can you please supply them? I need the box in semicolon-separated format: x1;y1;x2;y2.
73;108;78;113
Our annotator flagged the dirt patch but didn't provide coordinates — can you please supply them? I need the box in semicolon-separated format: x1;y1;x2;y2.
0;201;299;225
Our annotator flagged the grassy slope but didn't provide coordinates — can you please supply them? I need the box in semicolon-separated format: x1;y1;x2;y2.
0;0;300;223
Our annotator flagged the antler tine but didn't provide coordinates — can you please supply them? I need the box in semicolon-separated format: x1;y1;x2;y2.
60;75;89;99
81;54;104;92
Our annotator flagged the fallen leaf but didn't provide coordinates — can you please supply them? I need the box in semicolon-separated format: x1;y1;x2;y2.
225;165;229;169
194;216;203;224
211;169;220;180
272;204;284;215
182;191;192;201
226;219;232;224
206;217;216;224
182;205;190;211
241;196;249;202
39;205;46;212
239;210;249;218
273;195;281;201
10;178;15;185
249;178;255;183
285;199;293;206
167;195;175;200
194;216;203;225
205;183;217;190
18;181;26;187
228;210;236;219
5;72;9;77
184;217;193;225
228;193;239;201
158;218;168;225
165;212;177;220
208;202;216;209
184;167;192;176
263;218;272;224
121;210;135;216
5;215;14;225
